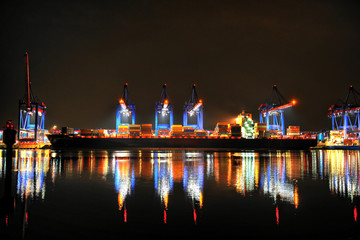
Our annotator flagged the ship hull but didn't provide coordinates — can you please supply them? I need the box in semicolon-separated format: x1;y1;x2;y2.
47;135;317;150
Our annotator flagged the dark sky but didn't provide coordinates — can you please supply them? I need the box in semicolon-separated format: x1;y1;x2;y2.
1;0;360;131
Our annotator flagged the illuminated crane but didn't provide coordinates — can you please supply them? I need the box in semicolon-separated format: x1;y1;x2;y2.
259;85;296;135
18;52;47;142
155;84;173;136
116;83;135;132
183;84;203;130
328;85;360;138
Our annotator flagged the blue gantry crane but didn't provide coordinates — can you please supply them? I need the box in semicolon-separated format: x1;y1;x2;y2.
259;85;296;135
155;84;173;136
116;83;135;132
18;52;47;142
328;85;360;138
183;84;203;130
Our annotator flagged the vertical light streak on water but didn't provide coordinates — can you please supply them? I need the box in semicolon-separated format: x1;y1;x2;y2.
113;155;134;211
0;150;2;178
153;152;173;208
325;150;360;199
319;150;324;179
154;155;158;192
312;150;317;179
183;156;204;207
206;153;213;179
12;150;50;200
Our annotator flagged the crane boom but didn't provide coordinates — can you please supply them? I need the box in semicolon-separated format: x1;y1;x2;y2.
260;100;296;115
24;52;31;111
188;100;203;116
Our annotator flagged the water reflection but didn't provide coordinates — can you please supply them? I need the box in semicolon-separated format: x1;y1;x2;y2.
0;149;359;237
16;150;50;200
114;156;134;211
154;152;173;208
232;152;258;195
1;149;359;204
322;151;360;199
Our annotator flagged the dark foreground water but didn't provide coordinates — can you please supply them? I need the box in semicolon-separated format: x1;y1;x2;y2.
0;149;359;239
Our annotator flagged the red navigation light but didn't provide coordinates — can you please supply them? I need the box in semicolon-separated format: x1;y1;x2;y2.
124;208;127;223
199;99;203;103
193;209;197;224
355;206;358;222
292;100;297;105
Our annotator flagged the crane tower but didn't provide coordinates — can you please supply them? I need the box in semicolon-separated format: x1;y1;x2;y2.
328;85;360;139
116;83;135;132
183;84;203;130
18;52;46;142
155;84;173;136
259;85;296;135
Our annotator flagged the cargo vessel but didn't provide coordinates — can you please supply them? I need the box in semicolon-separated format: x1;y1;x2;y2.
47;134;317;150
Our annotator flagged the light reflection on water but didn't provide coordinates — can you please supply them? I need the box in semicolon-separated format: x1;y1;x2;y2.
0;149;359;238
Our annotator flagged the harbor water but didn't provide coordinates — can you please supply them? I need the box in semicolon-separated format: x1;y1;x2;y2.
0;149;359;239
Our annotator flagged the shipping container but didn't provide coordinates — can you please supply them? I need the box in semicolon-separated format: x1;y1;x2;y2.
118;125;130;133
288;132;300;136
118;125;130;137
230;125;241;137
183;126;195;132
183;126;195;136
170;125;183;137
141;124;153;137
80;129;92;136
215;122;230;137
130;124;141;130
195;130;207;137
158;129;170;137
258;130;265;138
171;125;183;132
130;124;141;137
287;126;300;136
62;127;74;135
255;123;267;131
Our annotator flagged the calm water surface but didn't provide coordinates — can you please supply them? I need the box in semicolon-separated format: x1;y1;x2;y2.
0;149;359;239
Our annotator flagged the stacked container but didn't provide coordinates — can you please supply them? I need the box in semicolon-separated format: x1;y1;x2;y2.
130;124;141;137
183;126;195;136
141;124;153;137
230;124;241;137
255;123;267;138
171;125;183;137
287;126;300;136
118;125;130;137
195;129;207;137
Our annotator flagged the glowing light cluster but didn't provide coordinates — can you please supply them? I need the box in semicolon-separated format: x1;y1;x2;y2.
16;150;50;200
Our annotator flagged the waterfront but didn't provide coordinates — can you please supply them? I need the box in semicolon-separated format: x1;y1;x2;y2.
0;149;359;239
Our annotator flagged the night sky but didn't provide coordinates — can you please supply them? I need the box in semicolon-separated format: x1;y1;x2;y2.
1;0;360;131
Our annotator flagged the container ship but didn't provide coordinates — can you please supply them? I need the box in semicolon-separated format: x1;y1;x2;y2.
47;123;317;150
47;134;317;150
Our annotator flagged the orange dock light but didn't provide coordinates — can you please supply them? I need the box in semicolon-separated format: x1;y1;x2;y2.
119;99;127;110
189;99;203;116
163;99;169;109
